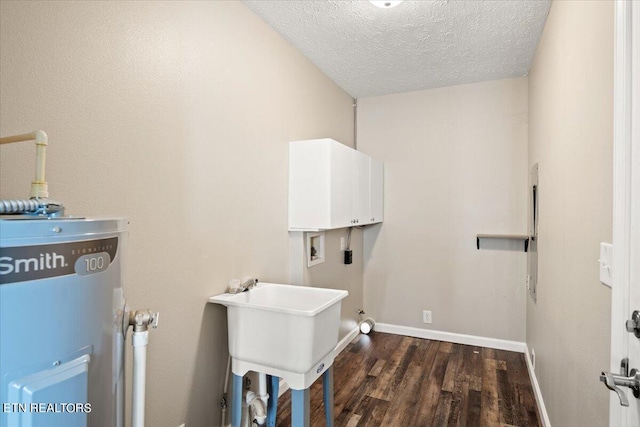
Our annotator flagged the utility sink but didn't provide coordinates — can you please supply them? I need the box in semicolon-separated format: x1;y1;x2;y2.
209;283;348;389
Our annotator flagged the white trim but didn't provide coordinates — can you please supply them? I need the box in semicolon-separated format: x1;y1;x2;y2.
277;326;360;397
524;344;552;427
288;231;304;285
335;325;361;355
611;1;634;425
374;323;526;353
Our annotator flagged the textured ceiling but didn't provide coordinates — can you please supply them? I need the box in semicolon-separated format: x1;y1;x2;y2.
242;0;551;98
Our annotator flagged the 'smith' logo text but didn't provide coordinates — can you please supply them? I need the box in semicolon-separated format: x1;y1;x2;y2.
0;252;67;275
0;237;118;284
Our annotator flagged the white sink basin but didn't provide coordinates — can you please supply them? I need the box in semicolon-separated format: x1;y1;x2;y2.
209;283;348;389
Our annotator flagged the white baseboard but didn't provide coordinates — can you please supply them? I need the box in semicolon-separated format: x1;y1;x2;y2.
278;326;360;397
374;323;527;353
524;344;551;427
335;325;361;355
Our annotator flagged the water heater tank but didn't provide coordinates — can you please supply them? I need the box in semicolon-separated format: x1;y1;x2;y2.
0;218;127;427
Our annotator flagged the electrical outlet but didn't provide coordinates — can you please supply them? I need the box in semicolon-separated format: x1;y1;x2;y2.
178;424;185;427
340;237;346;251
422;310;432;324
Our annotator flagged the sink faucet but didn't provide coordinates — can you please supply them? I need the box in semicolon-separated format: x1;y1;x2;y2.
229;277;258;294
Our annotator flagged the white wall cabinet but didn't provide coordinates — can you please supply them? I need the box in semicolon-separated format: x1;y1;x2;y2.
353;150;370;225
369;158;384;223
289;139;384;231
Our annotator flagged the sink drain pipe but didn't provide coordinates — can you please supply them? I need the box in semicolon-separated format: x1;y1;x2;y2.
246;390;267;427
235;373;269;427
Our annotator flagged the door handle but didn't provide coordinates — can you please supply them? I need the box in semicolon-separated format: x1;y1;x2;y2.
600;361;640;407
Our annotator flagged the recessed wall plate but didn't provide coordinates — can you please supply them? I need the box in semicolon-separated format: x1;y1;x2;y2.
306;232;325;267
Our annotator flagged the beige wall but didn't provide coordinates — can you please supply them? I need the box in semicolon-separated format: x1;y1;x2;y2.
288;228;364;338
0;1;358;426
527;1;613;426
0;1;616;426
300;229;364;337
358;77;529;342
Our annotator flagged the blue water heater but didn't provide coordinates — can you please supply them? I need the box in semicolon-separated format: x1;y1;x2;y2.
0;218;127;427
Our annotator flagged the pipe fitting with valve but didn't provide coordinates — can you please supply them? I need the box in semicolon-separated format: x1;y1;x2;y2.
0;130;66;217
127;309;159;427
129;309;159;332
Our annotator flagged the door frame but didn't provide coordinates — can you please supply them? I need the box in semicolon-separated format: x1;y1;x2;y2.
610;0;637;425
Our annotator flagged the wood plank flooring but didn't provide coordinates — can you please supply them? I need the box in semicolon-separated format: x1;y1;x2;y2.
275;332;541;427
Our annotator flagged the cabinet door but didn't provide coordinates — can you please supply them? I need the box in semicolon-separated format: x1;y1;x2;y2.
353;150;370;225
369;158;384;223
330;141;355;229
289;140;332;230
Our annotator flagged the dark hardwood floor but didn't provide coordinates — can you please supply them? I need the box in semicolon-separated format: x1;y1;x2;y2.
275;331;542;427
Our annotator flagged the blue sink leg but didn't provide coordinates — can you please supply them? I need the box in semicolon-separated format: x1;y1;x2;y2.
232;373;243;427
291;388;310;427
323;366;335;427
267;375;279;427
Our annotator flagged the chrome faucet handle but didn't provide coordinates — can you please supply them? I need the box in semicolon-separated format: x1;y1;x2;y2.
240;277;258;291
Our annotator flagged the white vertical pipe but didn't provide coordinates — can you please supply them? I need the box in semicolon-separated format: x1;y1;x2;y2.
258;373;268;407
132;330;149;427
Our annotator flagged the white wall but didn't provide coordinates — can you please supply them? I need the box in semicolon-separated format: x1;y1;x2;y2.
358;77;528;342
0;2;357;426
527;1;613;426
